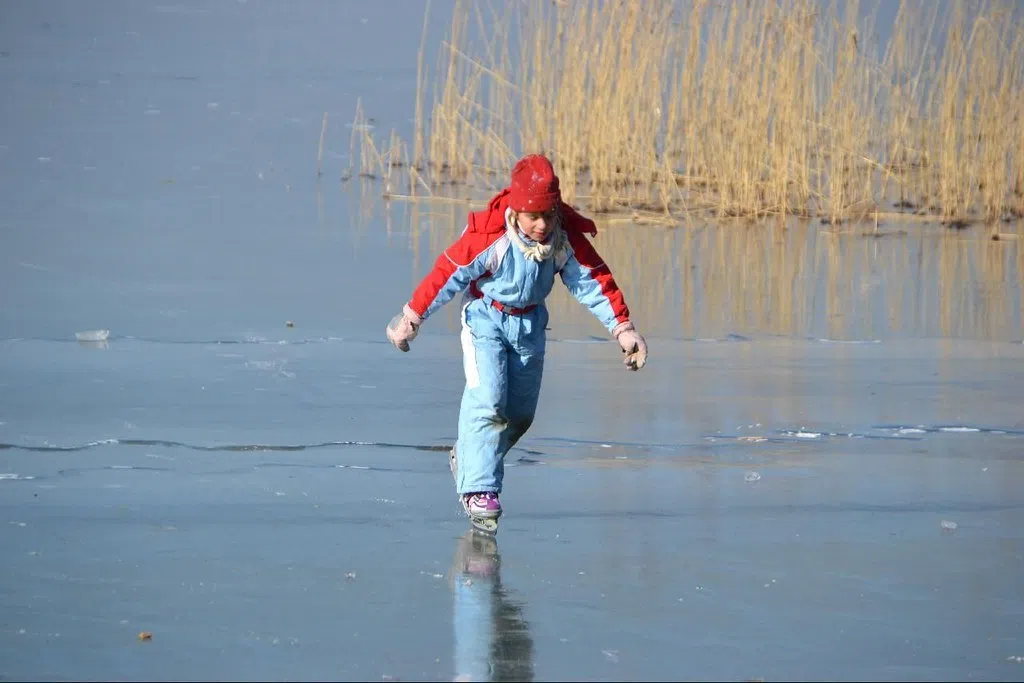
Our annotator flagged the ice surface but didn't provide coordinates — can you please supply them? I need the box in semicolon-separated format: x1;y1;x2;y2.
0;1;1021;681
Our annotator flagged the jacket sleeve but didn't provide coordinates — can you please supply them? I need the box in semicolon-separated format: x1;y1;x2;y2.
559;231;631;334
406;227;496;321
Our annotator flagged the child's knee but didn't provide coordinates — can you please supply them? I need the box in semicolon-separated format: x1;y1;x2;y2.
507;416;534;439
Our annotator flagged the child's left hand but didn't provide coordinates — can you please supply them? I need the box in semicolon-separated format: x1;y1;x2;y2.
614;324;648;371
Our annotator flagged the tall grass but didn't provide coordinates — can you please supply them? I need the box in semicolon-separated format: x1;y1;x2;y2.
361;0;1024;225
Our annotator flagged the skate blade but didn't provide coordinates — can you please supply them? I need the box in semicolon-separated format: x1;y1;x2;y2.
469;516;499;534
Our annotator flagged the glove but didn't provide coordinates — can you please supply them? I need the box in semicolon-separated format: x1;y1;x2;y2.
386;305;422;352
613;322;648;371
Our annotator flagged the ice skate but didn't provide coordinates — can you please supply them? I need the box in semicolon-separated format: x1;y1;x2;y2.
450;447;501;534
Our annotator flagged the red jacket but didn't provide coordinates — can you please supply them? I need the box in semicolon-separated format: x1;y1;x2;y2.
407;189;631;332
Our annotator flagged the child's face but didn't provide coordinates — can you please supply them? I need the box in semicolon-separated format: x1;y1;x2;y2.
516;209;557;242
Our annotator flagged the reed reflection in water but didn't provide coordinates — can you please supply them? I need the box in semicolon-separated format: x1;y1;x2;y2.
385;199;1023;342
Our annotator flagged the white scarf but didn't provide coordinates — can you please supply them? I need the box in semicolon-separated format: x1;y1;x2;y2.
505;207;567;263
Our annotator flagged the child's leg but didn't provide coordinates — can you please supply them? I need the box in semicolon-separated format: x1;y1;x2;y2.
454;306;509;496
499;350;544;455
500;307;547;457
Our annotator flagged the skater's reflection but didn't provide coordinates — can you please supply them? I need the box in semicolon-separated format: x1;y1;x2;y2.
450;531;534;682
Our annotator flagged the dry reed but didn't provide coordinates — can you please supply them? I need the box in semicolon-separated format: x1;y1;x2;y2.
351;0;1024;226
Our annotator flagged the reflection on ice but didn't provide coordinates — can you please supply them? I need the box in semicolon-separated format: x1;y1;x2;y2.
451;531;533;683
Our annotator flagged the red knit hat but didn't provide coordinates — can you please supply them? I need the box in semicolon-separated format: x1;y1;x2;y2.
508;154;561;213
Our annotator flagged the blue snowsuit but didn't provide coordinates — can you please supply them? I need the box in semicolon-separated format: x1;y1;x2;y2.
406;192;632;495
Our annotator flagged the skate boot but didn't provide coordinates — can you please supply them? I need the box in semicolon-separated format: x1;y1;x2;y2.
461;492;501;534
454;448;501;532
450;446;501;534
462;492;502;520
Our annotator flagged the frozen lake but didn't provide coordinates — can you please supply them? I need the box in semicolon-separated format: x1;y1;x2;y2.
1;2;1023;681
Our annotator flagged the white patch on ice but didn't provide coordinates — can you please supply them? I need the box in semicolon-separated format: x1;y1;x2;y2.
1;473;35;480
206;102;219;109
75;330;109;342
940;520;958;531
793;431;822;439
144;108;160;115
38;157;51;163
939;427;980;433
744;471;761;482
815;338;881;344
897;428;926;434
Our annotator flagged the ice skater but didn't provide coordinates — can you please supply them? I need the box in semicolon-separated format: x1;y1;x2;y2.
386;154;648;530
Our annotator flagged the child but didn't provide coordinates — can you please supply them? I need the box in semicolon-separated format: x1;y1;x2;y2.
386;154;648;522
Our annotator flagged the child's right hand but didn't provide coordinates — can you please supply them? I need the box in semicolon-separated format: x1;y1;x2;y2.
386;306;421;352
